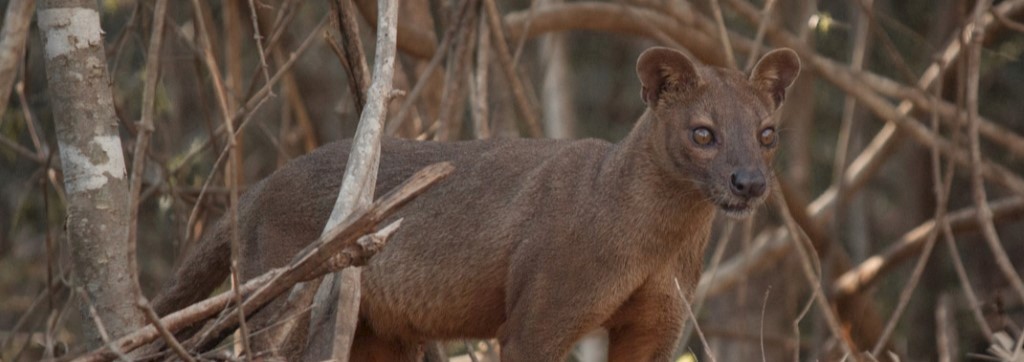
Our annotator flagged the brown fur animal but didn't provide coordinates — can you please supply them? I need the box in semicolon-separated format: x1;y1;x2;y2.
153;47;800;361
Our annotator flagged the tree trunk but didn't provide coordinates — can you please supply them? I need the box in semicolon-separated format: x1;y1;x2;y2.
36;0;145;347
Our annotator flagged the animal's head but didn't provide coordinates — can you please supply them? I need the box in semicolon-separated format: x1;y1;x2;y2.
636;47;800;218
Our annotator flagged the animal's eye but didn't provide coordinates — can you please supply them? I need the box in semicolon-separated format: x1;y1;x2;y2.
759;127;777;147
692;127;715;146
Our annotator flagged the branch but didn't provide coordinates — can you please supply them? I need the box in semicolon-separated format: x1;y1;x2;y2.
833;197;1024;298
484;0;543;137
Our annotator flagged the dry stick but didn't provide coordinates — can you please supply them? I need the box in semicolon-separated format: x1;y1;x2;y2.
16;80;46;154
681;221;736;347
675;278;717;362
790;284;833;362
993;8;1024;32
0;0;35;116
0;133;43;163
772;186;858;360
150;0;291;144
138;298;194;362
71;163;452;362
832;200;1024;299
188;1;253;359
708;0;737;69
386;0;469;135
105;2;140;91
869;55;958;358
483;0;543;137
965;3;1024;357
831;0;871;241
941;219;995;341
323;0;400;359
247;0;272;85
854;69;1024;160
236;0;302;102
434;2;478;141
334;0;371;113
742;0;776;72
128;0;168;293
852;0;918;85
760;286;771;362
0;277;63;352
182;15;326;247
510;0;539;67
471;5;492;140
935;294;957;362
503;3;720;65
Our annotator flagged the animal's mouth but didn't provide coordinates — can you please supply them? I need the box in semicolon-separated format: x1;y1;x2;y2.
717;200;756;219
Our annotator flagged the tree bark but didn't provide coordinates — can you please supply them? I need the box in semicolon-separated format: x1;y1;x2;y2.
304;0;401;361
36;0;145;347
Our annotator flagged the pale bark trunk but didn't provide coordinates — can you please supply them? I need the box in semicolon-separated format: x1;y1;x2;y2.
36;0;145;346
303;0;400;361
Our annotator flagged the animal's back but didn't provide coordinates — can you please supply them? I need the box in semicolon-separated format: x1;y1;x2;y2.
242;137;614;340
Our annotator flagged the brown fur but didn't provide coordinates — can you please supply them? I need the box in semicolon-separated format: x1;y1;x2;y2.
152;47;799;361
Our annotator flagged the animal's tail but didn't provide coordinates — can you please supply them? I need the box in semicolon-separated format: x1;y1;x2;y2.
151;219;231;316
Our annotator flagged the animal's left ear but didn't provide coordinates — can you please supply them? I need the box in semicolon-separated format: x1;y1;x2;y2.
749;48;801;109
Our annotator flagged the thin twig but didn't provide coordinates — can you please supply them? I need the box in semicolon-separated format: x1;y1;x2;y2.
675;278;717;362
935;294;957;362
831;0;871;243
128;0;168;292
708;0;737;69
483;0;543;137
681;220;735;347
510;0;539;66
965;0;1024;342
743;0;776;72
471;4;491;139
334;0;371;113
320;0;401;359
189;1;252;359
386;0;472;136
760;286;771;362
183;15;327;245
943;222;995;340
434;1;478;141
137;298;195;362
870;49;957;357
247;0;272;86
772;184;858;359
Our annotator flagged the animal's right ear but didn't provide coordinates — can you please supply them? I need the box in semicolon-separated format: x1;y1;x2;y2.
636;47;702;106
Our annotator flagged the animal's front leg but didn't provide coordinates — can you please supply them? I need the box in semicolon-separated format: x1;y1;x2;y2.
605;276;686;361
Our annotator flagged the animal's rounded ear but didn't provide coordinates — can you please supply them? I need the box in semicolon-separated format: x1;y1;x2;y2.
636;47;702;107
749;48;801;109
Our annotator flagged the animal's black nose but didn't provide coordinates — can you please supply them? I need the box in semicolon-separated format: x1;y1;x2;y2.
730;170;766;198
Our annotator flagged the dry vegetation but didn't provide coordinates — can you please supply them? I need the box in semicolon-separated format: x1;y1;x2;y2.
1;0;1024;361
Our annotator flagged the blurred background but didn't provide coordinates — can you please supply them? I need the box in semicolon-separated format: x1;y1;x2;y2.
1;0;1023;360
